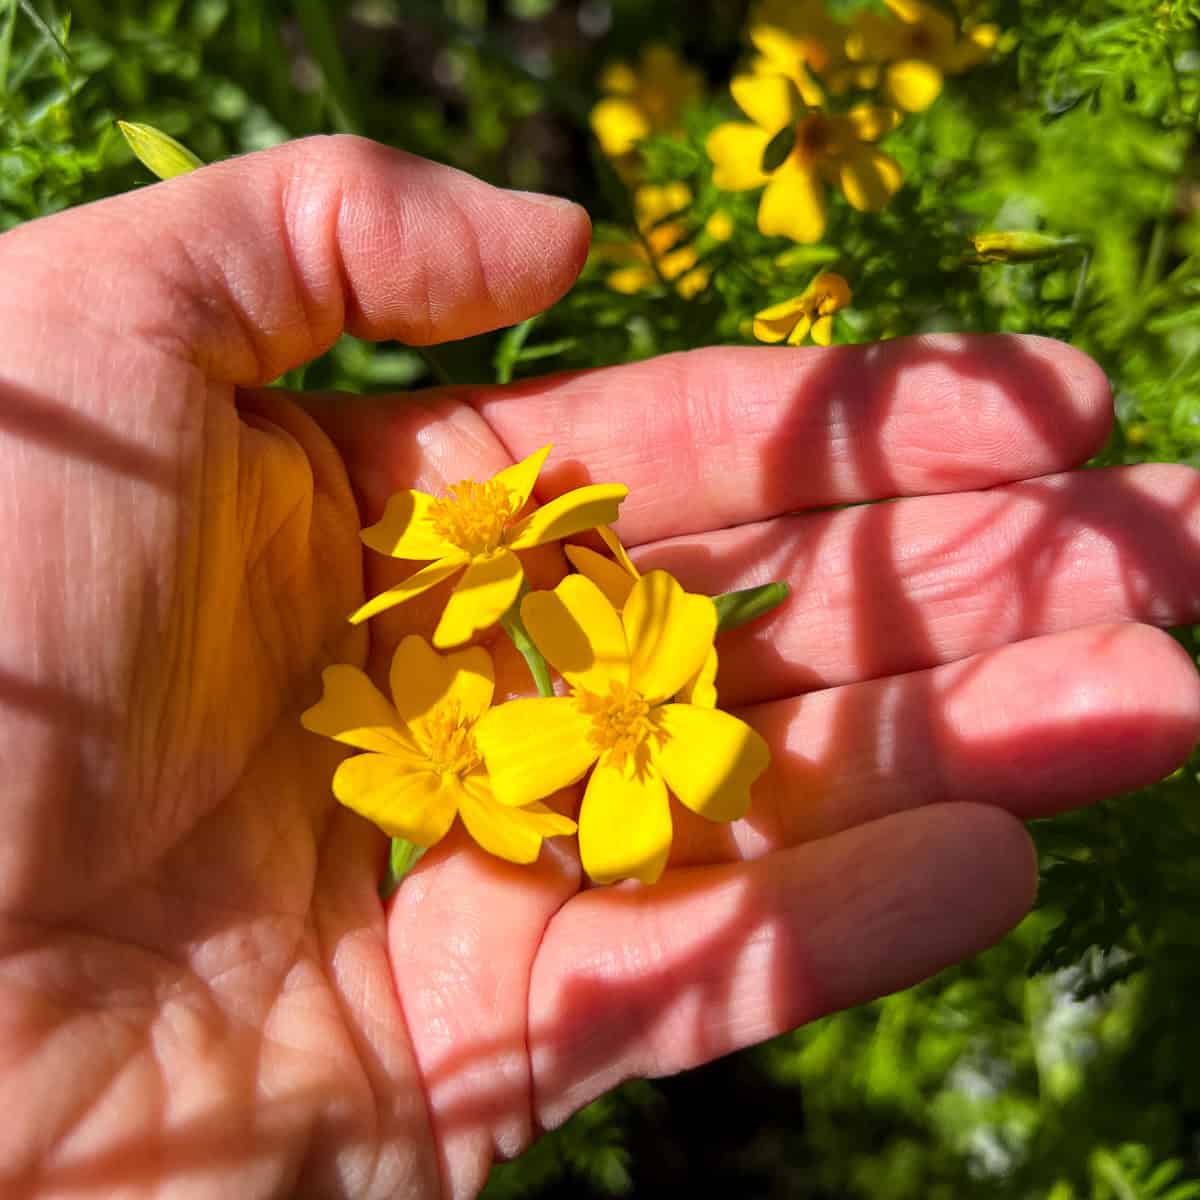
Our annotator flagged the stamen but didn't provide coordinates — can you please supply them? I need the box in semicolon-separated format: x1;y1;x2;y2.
575;682;665;772
428;479;520;557
420;701;482;777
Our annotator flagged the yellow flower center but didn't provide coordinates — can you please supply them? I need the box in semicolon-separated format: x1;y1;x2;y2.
575;682;665;772
420;701;482;778
428;479;520;557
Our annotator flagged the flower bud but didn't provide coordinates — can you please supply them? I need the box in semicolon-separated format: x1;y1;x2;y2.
971;230;1083;263
117;121;203;180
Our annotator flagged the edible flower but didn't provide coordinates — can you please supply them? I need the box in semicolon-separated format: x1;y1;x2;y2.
706;72;902;243
753;271;852;346
474;571;770;885
301;637;576;864
845;0;1000;113
351;446;627;648
590;44;704;160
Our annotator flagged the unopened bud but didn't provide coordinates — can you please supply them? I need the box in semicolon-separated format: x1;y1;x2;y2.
117;121;203;180
971;230;1083;263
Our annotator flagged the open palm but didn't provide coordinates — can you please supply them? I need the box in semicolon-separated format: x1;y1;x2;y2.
0;137;1196;1199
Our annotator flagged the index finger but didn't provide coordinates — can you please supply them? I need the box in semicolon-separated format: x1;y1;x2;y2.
468;334;1111;544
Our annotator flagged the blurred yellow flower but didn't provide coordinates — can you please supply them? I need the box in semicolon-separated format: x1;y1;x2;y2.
706;73;902;243
746;0;845;79
475;572;768;885
351;446;627;648
845;0;1000;112
600;182;711;299
302;637;576;864
753;271;852;346
704;210;735;242
590;44;704;159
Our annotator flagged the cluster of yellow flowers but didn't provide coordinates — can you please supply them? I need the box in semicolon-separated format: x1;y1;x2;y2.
588;0;999;347
301;449;773;886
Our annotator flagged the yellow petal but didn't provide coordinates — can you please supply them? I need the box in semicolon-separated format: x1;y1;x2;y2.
564;543;636;609
360;490;460;561
846;103;902;142
753;294;807;343
579;760;672;885
349;556;465;624
458;775;576;864
884;60;943;112
506;483;628;550
607;264;657;294
388;635;494;727
332;755;459;845
597;526;639;577
810;314;834;345
757;155;826;243
949;23;999;72
786;313;815;344
652;705;770;822
433;549;524;649
838;146;904;212
678;648;718;708
493;445;551;515
730;73;796;134
706;122;772;191
522;574;630;692
590;97;652;157
301;665;421;756
623;571;717;705
474;697;597;807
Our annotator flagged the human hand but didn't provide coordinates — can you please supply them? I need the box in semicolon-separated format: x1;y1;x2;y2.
0;136;1196;1198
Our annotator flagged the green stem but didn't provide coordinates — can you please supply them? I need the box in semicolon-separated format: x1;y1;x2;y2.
0;0;17;93
1069;246;1092;334
291;0;362;134
380;838;424;900
501;594;555;697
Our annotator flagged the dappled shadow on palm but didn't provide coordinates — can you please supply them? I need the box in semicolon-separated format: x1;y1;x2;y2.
13;335;1200;1192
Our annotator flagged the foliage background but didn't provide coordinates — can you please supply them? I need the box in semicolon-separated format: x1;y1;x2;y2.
6;0;1200;1195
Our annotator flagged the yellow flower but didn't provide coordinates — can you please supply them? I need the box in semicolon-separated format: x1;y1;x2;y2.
351;446;627;648
704;210;735;242
753;271;852;346
706;73;902;244
746;0;847;79
845;0;1000;113
599;183;710;299
301;637;576;864
474;572;769;885
590;44;704;159
564;527;717;707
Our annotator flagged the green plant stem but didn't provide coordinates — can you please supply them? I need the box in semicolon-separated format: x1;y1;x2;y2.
291;0;362;134
501;596;555;697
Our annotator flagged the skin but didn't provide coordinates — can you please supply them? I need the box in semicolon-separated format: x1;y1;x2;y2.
0;134;1197;1198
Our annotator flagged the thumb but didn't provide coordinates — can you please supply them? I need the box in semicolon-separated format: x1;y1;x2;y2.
0;135;591;385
